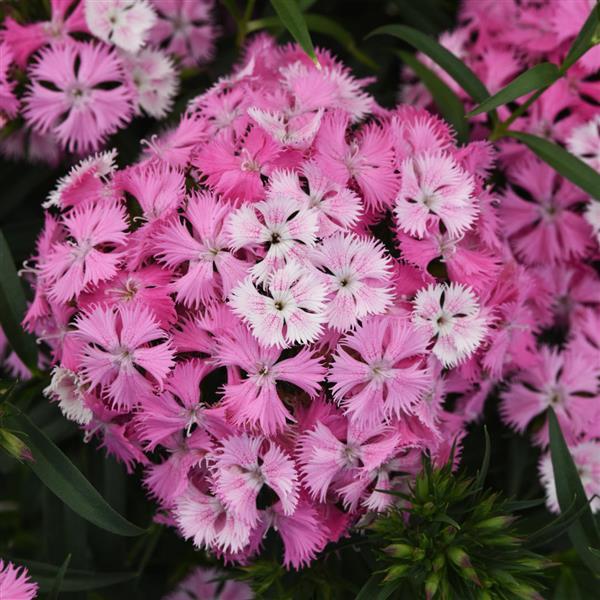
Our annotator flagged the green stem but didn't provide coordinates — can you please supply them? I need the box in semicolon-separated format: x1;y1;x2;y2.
236;0;257;47
489;86;548;142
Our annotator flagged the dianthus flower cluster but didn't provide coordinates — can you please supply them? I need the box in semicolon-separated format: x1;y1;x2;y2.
163;566;252;600
20;34;598;569
0;0;218;161
403;0;600;513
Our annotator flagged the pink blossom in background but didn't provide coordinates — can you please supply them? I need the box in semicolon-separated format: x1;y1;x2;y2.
163;566;252;600
0;560;38;600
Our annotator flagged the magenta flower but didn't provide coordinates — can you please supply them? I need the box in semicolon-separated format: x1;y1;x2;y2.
74;304;174;408
501;344;600;444
214;325;325;435
312;233;394;332
0;42;19;123
24;41;135;152
395;151;477;239
43;200;128;302
0;560;38;600
501;159;593;264
229;262;327;348
212;434;299;526
329;317;431;427
315;111;398;211
156;190;250;306
164;566;253;600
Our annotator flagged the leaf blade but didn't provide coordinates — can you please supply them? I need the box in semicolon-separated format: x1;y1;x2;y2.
6;405;146;537
399;51;468;142
548;407;600;572
508;132;600;200
367;24;490;102
467;62;560;116
561;4;600;72
270;0;318;65
0;229;38;372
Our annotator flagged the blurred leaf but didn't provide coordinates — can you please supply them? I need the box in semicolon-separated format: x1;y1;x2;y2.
304;14;378;70
15;559;137;593
467;63;560;116
561;4;600;72
475;426;490;491
270;0;318;65
548;408;600;572
48;554;71;600
356;573;385;600
367;24;490;102
6;404;146;537
0;229;38;373
220;0;242;21
508;132;600;200
504;498;546;512
399;51;468;142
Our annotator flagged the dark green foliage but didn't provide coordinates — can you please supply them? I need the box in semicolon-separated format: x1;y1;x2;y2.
367;460;550;599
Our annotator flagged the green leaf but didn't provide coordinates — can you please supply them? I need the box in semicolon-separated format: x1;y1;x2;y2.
270;0;318;65
48;554;71;600
356;573;395;600
0;229;38;373
304;14;378;70
548;407;600;572
561;4;600;72
475;425;491;491
367;25;490;102
399;51;468;143
13;559;137;593
220;0;241;21
508;132;600;200
6;404;146;537
467;63;560;116
504;498;546;512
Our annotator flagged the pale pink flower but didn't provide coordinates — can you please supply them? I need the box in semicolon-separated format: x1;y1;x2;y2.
175;486;252;553
122;47;178;118
156;191;249;306
268;164;362;238
314;111;398;211
43;200;128;302
413;283;488;367
585;201;600;246
0;560;38;600
212;434;299;526
163;566;253;600
395;152;477;239
227;192;318;282
540;440;600;514
229;262;327;348
213;325;325;435
150;0;217;67
44;366;93;425
312;233;394;332
329;317;431;426
74;304;174;408
85;0;157;53
24;41;135;153
567;115;600;172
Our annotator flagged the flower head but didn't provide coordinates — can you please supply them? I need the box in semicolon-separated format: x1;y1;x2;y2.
0;560;38;600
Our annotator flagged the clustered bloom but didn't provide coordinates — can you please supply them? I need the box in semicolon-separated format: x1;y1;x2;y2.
402;0;600;514
0;0;218;160
163;566;252;600
21;32;598;571
0;560;38;600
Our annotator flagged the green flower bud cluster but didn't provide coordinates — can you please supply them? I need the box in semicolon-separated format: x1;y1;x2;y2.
369;461;549;600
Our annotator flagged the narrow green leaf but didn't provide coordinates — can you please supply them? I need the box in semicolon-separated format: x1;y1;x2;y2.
48;554;71;600
561;4;600;72
6;404;146;537
475;425;491;491
12;559;137;593
433;513;461;530
548;407;600;572
367;25;490;102
467;63;560;116
270;0;318;65
356;573;385;600
0;229;38;372
220;0;242;21
304;14;378;70
508;131;600;200
399;51;468;143
504;498;546;512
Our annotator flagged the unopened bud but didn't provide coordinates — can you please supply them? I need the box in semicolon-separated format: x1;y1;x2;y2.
0;429;32;462
384;564;410;582
425;573;440;600
384;543;413;558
